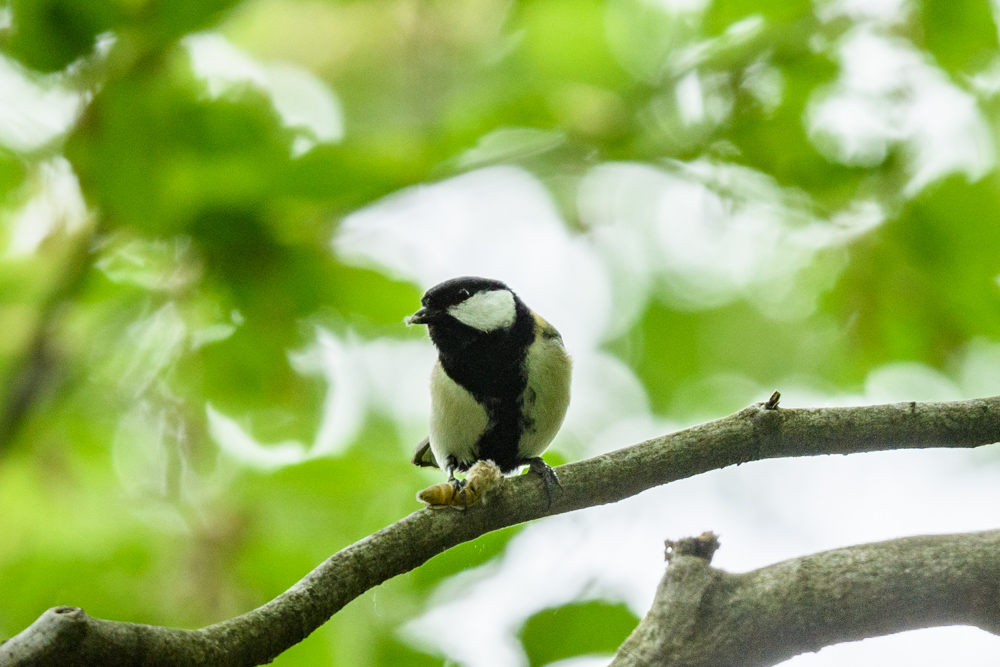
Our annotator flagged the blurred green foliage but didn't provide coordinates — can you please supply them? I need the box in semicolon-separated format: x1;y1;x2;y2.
2;0;1000;664
520;601;639;666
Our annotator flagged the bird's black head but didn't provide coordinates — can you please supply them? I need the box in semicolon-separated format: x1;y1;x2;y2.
407;276;535;398
406;276;521;334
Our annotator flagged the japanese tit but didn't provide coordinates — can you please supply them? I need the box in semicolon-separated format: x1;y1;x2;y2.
406;276;571;505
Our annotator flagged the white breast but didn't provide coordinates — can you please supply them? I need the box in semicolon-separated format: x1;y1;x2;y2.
428;361;489;469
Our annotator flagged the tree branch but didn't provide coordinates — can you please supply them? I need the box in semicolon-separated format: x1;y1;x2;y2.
612;530;1000;667
4;394;1000;666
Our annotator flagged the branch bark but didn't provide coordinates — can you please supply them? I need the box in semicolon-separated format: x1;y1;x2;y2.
3;394;1000;666
612;530;1000;667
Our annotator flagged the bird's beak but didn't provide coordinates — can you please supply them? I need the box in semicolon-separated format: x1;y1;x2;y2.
405;306;440;326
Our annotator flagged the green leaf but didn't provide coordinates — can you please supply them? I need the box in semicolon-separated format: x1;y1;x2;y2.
520;600;639;667
6;0;125;72
922;0;1000;75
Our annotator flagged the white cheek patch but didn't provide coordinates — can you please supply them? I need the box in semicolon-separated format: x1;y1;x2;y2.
448;289;516;331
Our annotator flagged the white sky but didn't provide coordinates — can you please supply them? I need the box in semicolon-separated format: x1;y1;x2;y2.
0;55;82;154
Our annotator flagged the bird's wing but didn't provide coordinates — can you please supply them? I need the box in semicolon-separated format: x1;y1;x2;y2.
411;437;440;468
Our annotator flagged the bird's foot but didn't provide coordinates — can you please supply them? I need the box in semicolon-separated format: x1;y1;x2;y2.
417;461;503;509
526;457;561;509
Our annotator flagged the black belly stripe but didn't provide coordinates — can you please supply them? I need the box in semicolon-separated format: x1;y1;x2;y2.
471;397;525;474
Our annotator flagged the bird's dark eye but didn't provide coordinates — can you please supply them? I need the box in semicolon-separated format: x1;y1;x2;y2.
458;288;470;298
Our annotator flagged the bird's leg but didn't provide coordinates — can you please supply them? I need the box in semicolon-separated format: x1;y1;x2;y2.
446;456;466;494
526;457;561;509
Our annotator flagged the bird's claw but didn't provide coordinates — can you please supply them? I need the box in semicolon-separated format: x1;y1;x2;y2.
527;457;561;509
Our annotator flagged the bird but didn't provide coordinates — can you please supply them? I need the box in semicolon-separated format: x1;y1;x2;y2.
406;276;571;507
